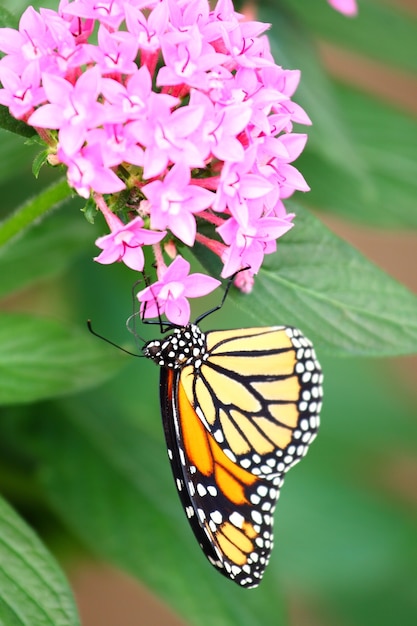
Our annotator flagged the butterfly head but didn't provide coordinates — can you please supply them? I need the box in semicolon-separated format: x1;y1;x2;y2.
143;324;208;369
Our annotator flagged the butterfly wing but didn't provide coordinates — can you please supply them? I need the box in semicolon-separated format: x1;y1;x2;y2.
180;326;322;477
160;366;283;587
160;326;322;587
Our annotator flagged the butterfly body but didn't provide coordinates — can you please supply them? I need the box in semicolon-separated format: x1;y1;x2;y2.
143;325;322;588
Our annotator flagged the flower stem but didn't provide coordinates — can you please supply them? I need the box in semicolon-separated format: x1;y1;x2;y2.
195;232;225;258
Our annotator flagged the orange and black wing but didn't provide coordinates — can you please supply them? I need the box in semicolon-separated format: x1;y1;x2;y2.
160;366;282;587
160;326;322;587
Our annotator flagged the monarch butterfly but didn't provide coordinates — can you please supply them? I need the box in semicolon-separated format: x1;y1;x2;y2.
143;312;323;588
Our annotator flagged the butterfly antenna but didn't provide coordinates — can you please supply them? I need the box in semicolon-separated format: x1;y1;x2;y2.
126;277;146;341
136;270;175;333
194;267;250;325
87;320;143;358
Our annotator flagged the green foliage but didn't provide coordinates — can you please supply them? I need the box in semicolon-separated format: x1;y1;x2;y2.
258;206;417;355
0;209;91;297
0;313;126;404
32;149;51;179
0;495;80;626
196;205;417;356
286;0;417;73
0;1;416;626
298;83;417;226
0;106;36;137
0;179;73;247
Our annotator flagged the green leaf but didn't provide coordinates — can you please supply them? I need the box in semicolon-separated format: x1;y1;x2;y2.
32;149;50;179
0;313;126;405
299;82;417;227
195;206;417;357
0;106;36;138
81;196;99;225
0;178;73;248
0;494;80;626
33;396;288;626
0;5;18;28
0;208;91;299
284;0;417;75
0;129;39;188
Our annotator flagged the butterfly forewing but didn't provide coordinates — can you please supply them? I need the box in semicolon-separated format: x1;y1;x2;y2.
180;327;322;477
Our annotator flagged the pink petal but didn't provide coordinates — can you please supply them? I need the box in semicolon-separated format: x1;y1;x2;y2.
0;29;23;55
165;296;190;326
279;133;308;162
28;103;65;128
121;245;145;271
59;123;86;155
222;105;252;136
90;167;126;194
327;0;358;16
183;274;221;298
169;105;205;137
220;246;243;278
42;73;72;104
159;256;190;283
169;210;196;246
239;174;274;199
279;164;310;192
94;242;122;265
213;136;245;163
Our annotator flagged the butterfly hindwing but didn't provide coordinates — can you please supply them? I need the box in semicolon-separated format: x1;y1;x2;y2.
161;367;284;587
160;368;223;568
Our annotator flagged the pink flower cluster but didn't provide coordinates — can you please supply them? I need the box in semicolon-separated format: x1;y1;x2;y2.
0;0;311;325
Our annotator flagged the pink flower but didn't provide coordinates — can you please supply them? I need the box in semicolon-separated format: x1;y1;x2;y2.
137;256;221;326
189;90;252;163
62;0;127;29
157;25;227;89
213;145;274;222
131;102;206;179
59;143;126;198
55;0;94;43
28;66;106;156
142;162;214;246
39;7;91;75
87;123;144;168
87;25;139;76
218;19;273;69
0;6;54;74
217;201;294;277
0;64;45;119
101;66;178;124
327;0;358;16
95;212;166;272
124;2;168;54
0;0;312;294
257;133;310;207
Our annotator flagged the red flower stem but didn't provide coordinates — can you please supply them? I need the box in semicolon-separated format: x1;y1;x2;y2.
197;210;224;227
195;232;225;258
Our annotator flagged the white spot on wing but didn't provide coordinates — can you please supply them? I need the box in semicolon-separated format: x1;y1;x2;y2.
229;512;244;528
